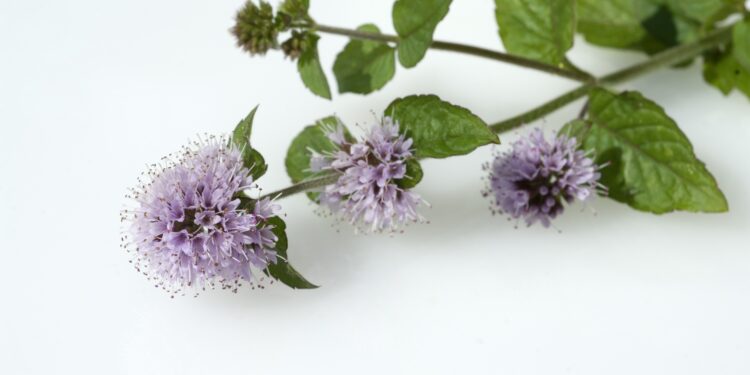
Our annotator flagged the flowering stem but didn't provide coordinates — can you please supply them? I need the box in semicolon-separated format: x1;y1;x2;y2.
488;25;733;134
307;23;595;83
260;171;340;200
265;25;733;201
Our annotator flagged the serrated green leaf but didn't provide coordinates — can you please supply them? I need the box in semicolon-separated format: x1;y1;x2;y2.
577;88;728;213
298;33;332;99
333;24;396;94
494;0;575;66
265;216;318;289
733;20;750;72
384;95;498;159
703;47;750;99
392;0;452;68
395;158;423;189
231;106;268;179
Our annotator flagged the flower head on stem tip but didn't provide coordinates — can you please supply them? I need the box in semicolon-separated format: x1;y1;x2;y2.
310;117;426;234
485;129;605;228
121;136;281;296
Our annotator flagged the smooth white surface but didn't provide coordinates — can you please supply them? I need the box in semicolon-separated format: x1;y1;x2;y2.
2;1;750;374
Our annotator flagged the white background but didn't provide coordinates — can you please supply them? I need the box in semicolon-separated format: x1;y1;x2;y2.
2;0;750;374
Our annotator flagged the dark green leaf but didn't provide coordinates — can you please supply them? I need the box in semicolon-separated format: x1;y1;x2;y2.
577;0;700;55
298;33;332;99
703;47;750;99
333;24;396;94
265;216;318;289
392;0;452;68
733;19;750;72
231;106;268;179
385;95;498;159
494;0;575;66
663;0;744;25
577;88;728;213
395;158;424;189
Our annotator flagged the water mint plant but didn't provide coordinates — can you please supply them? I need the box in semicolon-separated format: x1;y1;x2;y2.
124;0;748;295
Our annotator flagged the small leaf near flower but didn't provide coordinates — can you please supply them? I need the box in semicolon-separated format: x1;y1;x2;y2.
395;158;424;189
232;105;268;179
264;216;318;289
494;0;575;66
385;94;499;159
333;24;396;94
297;33;332;99
285;116;351;201
571;88;728;213
392;0;452;68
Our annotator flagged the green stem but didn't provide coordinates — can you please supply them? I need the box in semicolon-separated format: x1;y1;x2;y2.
309;23;595;83
260;172;340;200
268;25;733;201
488;25;732;133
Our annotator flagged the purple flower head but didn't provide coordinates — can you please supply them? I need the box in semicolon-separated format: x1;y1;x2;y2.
486;129;603;227
122;136;281;295
311;117;424;233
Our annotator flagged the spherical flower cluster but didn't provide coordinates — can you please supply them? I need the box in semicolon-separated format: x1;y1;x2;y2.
311;117;424;233
122;137;280;295
231;0;279;56
486;129;602;227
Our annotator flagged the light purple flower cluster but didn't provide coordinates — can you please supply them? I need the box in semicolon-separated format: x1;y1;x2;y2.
311;117;423;233
486;129;602;227
122;137;280;295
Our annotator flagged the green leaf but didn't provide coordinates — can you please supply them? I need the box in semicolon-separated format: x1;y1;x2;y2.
298;33;332;99
231;106;268;179
392;0;452;68
333;24;396;94
703;47;750;99
494;0;575;66
279;0;309;18
384;95;498;159
576;0;700;55
265;216;318;289
232;105;258;149
662;0;743;25
285;116;343;183
395;158;424;189
577;0;656;49
576;88;728;213
733;19;750;72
